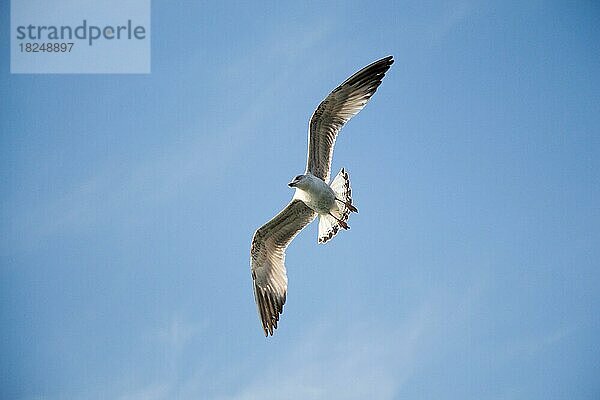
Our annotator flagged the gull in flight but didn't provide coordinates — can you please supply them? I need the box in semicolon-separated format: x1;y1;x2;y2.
250;56;394;336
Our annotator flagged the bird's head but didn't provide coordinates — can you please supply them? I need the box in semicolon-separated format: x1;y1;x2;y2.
288;174;307;188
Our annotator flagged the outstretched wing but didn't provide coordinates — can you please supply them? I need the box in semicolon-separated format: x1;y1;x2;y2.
250;199;317;336
306;56;394;182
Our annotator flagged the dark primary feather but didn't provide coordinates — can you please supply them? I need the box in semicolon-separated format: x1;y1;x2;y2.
250;200;316;336
306;55;394;182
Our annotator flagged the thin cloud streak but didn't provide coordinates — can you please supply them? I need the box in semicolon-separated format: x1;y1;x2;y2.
214;280;486;400
2;22;334;258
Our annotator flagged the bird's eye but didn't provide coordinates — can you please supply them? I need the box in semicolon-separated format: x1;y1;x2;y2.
295;175;303;181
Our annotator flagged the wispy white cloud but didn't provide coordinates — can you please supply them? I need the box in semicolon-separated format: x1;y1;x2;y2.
216;319;424;400
210;279;487;400
154;316;204;351
3;21;334;258
112;301;430;400
59;275;485;400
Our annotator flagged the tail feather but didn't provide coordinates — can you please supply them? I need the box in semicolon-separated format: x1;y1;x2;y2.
345;202;358;213
318;168;357;244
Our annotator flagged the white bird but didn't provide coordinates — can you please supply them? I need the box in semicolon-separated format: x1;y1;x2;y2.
250;56;394;336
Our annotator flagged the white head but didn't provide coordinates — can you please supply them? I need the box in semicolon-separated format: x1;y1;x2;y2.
288;174;309;189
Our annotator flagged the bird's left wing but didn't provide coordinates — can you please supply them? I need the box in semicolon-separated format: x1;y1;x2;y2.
250;199;317;336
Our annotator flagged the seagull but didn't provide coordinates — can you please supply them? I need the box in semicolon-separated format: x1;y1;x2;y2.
250;56;394;336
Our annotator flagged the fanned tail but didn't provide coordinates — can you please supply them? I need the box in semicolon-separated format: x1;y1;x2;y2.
318;168;357;244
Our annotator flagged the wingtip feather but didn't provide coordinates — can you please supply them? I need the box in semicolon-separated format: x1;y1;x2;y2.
253;281;286;337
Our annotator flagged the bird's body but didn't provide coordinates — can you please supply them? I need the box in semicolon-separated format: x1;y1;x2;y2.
291;173;337;215
250;56;394;336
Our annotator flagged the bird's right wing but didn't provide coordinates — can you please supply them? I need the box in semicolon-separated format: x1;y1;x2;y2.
306;56;394;182
250;199;317;336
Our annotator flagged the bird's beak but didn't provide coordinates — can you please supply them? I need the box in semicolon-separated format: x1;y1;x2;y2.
288;181;296;188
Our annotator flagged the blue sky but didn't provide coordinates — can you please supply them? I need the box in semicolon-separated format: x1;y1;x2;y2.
1;1;599;399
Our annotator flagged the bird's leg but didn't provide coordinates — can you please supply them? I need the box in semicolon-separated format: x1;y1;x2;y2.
328;212;350;230
335;198;358;213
